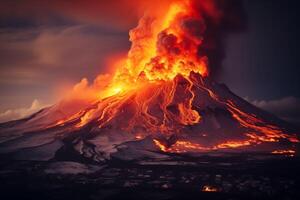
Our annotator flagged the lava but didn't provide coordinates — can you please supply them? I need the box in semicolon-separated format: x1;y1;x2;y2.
216;141;251;149
117;0;209;83
226;100;299;143
66;0;218;131
153;139;168;152
272;150;296;157
46;0;299;155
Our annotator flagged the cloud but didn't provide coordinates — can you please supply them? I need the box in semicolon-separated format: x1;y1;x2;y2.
0;24;129;83
0;99;49;123
0;24;129;111
249;96;300;124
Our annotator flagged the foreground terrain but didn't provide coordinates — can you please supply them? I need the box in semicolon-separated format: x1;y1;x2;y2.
1;153;299;200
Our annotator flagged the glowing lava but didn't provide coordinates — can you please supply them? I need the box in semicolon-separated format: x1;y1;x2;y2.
272;150;296;157
48;0;299;155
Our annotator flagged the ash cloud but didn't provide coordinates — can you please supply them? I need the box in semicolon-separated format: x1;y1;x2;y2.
0;24;129;112
196;0;248;78
0;0;176;112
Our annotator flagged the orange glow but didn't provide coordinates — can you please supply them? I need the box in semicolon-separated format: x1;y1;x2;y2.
153;139;167;152
202;185;218;192
226;100;299;143
216;140;251;149
272;149;296;157
47;111;85;128
135;135;143;140
76;109;96;128
167;140;210;153
153;139;254;153
57;0;299;155
63;0;212;129
111;0;209;87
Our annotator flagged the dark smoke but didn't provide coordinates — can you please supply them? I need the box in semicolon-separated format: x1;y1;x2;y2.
196;0;248;78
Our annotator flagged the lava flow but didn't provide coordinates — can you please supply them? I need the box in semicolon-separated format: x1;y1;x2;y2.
22;0;299;157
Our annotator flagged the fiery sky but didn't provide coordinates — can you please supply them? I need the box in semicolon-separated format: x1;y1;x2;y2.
0;0;300;124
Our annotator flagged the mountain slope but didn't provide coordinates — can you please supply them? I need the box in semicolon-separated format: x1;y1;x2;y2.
0;72;298;162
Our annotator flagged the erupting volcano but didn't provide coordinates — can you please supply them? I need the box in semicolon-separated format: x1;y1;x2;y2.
0;0;299;162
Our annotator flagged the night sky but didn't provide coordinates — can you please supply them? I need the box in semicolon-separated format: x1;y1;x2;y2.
0;0;299;124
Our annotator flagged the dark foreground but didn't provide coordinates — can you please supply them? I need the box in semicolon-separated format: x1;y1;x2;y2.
1;154;300;200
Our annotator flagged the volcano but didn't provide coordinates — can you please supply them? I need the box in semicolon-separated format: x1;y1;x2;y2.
0;71;298;162
1;1;300;199
0;0;299;162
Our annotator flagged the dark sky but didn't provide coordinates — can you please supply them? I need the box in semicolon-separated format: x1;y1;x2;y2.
221;0;300;100
0;0;300;124
219;0;300;124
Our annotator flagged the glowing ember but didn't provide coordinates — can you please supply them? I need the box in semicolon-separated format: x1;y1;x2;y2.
272;150;296;157
135;135;143;140
202;185;219;192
